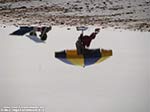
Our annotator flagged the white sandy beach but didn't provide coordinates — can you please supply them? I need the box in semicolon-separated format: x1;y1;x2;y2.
0;25;149;112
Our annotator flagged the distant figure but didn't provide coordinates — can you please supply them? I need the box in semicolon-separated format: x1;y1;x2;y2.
10;26;52;41
76;28;100;55
30;26;52;41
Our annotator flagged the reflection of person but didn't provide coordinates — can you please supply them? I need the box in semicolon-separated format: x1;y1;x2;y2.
76;28;100;55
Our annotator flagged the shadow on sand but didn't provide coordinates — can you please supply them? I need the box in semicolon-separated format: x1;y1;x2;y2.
26;35;45;43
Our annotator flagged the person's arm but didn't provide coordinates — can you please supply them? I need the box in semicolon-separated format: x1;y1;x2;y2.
90;32;97;39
